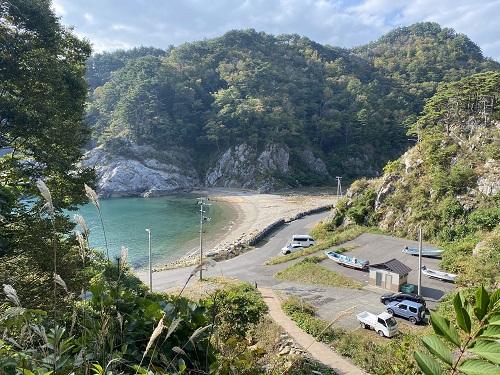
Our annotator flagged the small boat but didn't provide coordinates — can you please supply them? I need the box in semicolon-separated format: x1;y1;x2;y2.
421;266;458;282
324;250;369;270
403;246;445;257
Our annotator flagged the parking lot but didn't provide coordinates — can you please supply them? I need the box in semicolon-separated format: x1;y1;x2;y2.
148;213;457;332
272;232;456;331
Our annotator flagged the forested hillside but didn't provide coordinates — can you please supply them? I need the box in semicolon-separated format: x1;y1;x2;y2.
326;71;500;289
3;3;500;371
84;23;500;192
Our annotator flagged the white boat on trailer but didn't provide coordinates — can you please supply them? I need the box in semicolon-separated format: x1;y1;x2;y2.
421;266;458;282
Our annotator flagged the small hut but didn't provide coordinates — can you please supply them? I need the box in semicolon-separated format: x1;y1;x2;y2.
368;258;412;292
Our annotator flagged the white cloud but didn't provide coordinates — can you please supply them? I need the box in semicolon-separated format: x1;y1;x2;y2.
84;13;94;23
51;0;66;16
52;0;500;60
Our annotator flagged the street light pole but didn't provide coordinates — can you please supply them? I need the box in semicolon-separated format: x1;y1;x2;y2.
199;200;204;281
197;197;210;281
146;228;152;292
418;228;422;296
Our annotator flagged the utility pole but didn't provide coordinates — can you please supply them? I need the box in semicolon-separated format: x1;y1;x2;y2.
336;176;342;202
418;228;422;296
145;228;152;292
197;197;210;281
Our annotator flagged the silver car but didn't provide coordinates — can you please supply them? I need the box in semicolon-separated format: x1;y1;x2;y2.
281;243;304;255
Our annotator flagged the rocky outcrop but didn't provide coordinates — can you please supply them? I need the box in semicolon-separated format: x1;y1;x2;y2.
205;143;331;192
82;141;331;196
300;149;328;174
477;158;500;196
205;143;292;192
80;144;199;198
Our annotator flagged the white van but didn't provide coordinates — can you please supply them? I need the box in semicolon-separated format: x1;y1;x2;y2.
291;234;316;247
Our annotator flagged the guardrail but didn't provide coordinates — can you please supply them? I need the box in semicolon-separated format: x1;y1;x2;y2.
246;205;333;246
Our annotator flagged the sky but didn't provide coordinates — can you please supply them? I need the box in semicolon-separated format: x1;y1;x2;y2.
52;0;500;62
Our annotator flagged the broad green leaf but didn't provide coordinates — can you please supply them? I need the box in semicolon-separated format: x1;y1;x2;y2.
478;325;500;340
422;334;453;366
430;311;462;348
454;293;472;333
474;285;490;321
414;350;444;375
468;340;500;364
486;312;500;325
489;289;500;311
458;359;500;375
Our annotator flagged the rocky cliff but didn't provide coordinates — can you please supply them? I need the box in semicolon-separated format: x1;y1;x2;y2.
80;144;200;198
82;142;330;197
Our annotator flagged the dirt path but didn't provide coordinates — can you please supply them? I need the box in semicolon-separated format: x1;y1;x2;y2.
259;287;368;375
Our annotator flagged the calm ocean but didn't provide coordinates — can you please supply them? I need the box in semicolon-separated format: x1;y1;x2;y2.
75;195;236;270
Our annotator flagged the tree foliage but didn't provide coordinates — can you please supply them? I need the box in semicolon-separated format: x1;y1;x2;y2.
415;285;500;375
0;0;95;307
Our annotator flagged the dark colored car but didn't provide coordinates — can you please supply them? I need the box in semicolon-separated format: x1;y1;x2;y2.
380;292;426;308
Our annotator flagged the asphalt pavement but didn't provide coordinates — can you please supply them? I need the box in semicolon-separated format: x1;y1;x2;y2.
139;212;456;332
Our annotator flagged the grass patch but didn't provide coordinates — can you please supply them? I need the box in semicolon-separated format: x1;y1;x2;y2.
263;224;367;266
274;257;364;289
264;241;359;265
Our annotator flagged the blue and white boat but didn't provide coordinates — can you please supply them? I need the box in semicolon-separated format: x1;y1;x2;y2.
403;246;445;257
324;250;369;270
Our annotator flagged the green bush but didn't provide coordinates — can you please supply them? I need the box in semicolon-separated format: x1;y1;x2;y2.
204;283;267;341
346;188;377;225
281;295;317;316
467;206;500;231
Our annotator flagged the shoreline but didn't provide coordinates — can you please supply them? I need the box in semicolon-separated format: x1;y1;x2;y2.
157;188;336;269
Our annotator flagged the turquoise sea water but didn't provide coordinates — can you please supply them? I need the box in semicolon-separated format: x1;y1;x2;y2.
76;195;236;270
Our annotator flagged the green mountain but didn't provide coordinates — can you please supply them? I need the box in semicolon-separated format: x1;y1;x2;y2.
83;23;500;193
328;71;500;289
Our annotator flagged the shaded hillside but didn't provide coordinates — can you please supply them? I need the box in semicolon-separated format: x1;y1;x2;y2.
84;23;500;191
328;71;500;289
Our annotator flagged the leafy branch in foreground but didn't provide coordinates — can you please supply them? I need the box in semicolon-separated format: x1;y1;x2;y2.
414;285;500;375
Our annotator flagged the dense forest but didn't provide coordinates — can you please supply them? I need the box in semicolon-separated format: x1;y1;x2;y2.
84;23;500;185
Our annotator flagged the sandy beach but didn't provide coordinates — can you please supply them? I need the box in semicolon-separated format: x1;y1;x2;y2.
164;188;337;268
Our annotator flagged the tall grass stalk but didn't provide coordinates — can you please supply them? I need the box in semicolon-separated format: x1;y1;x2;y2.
36;179;58;373
177;259;216;298
75;228;89;369
85;184;109;260
135;315;182;374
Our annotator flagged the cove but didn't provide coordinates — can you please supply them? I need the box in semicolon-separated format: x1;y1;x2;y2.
75;195;235;270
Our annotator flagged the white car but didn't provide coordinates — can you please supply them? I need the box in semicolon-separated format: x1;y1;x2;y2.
281;243;304;255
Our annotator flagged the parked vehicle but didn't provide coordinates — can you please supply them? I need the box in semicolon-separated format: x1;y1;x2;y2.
380;292;426;308
281;243;304;255
291;234;316;247
356;311;399;337
386;300;426;324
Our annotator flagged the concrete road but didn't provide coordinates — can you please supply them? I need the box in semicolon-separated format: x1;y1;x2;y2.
140;212;456;331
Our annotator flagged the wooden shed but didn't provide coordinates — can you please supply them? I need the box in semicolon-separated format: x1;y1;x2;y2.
368;258;412;292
